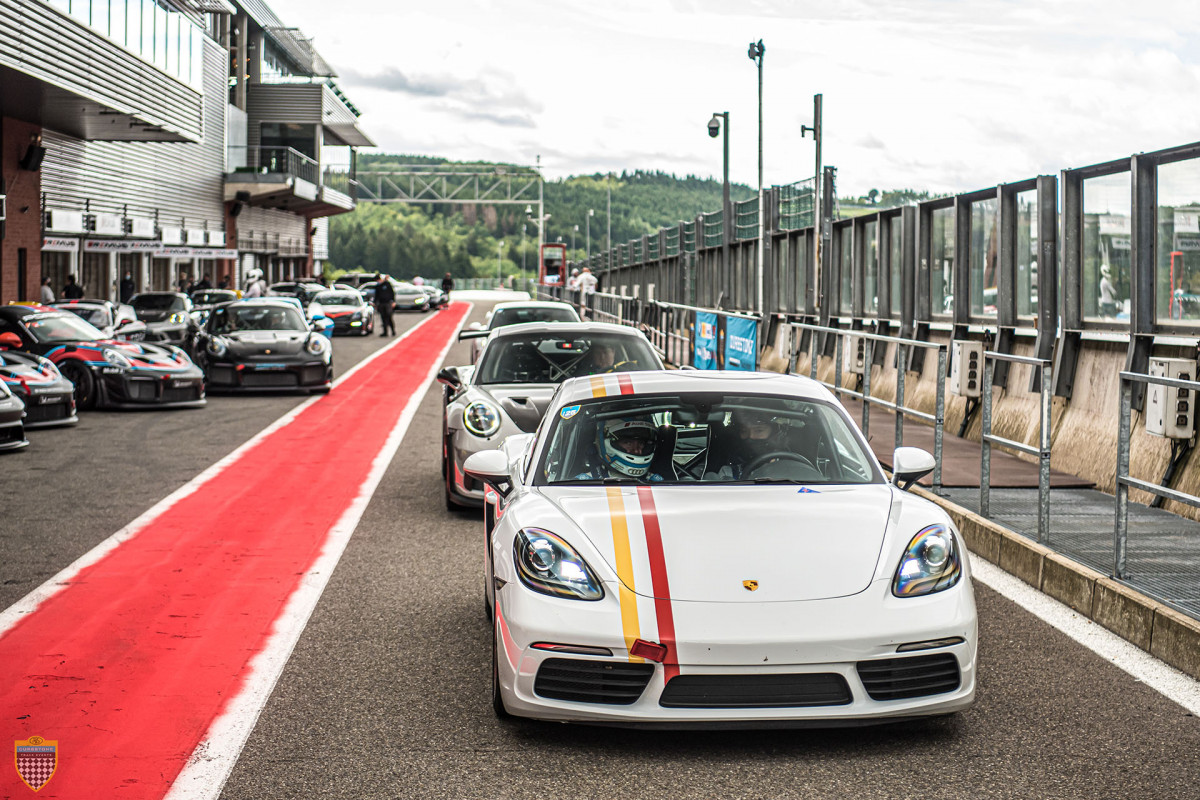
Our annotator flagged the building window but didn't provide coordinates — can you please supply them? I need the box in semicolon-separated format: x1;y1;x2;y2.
1016;189;1038;319
889;215;902;315
1157;158;1200;324
930;206;954;317
969;198;998;317
863;219;878;314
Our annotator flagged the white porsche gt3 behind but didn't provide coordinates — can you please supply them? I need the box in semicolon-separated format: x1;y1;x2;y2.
466;370;978;727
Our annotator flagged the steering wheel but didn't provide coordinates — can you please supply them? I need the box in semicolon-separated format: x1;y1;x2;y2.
743;451;815;475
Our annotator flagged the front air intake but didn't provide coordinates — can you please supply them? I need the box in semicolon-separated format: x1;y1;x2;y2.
856;653;960;701
534;658;654;705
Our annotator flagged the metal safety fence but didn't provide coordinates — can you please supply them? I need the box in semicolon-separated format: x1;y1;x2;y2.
981;352;1053;542
784;321;947;491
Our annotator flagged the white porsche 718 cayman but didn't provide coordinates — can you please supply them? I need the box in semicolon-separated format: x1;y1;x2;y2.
465;370;977;726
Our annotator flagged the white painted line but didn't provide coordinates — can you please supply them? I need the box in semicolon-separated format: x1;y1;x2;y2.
971;558;1200;715
0;310;454;639
163;303;473;800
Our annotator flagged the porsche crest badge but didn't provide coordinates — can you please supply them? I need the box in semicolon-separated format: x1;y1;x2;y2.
742;580;759;591
15;735;57;792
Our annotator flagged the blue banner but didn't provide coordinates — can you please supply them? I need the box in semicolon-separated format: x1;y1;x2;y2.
694;311;718;369
723;316;758;371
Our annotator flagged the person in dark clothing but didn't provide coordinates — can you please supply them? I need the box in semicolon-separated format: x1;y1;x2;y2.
191;273;212;293
374;273;396;336
441;272;454;302
62;274;84;300
119;271;136;304
176;271;191;294
217;274;231;290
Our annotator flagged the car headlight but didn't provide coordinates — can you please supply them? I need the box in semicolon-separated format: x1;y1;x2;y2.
103;348;132;368
414;295;428;305
513;528;604;601
351;310;362;320
305;335;329;355
169;311;188;325
463;400;501;436
893;524;962;597
36;356;62;378
207;337;227;357
166;344;188;360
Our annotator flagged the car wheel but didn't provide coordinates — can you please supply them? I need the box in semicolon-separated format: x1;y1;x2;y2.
491;618;511;719
59;360;97;411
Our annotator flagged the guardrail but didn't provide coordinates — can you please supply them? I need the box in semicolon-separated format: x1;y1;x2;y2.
784;321;947;491
1115;370;1200;579
981;352;1053;542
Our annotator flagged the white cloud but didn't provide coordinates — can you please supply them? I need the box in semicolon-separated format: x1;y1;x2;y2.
276;0;1200;198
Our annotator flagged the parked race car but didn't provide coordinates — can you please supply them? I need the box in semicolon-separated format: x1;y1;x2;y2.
464;370;977;726
0;381;29;452
308;290;375;336
0;349;77;428
419;285;449;310
0;305;205;410
129;292;195;346
439;322;663;509
267;282;325;309
49;299;145;341
195;299;333;393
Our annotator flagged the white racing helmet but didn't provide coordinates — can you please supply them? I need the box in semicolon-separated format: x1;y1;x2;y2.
598;418;658;477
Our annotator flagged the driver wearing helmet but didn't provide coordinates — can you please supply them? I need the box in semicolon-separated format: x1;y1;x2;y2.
575;417;667;482
709;408;788;480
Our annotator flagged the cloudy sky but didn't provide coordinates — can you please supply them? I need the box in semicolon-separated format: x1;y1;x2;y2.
276;0;1200;196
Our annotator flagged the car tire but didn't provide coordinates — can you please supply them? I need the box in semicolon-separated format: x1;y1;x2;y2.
491;619;511;720
59;360;97;411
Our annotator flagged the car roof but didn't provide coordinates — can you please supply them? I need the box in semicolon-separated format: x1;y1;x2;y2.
51;298;113;307
488;321;644;339
490;300;576;312
228;297;302;308
554;369;837;407
131;291;187;298
1;304;60;318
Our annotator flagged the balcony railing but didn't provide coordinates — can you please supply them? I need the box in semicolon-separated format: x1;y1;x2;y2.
227;146;318;186
321;164;359;200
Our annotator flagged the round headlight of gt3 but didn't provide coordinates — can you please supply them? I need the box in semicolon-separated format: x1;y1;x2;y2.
102;348;132;368
514;528;604;601
463;400;501;437
305;335;329;356
207;337;227;357
169;311;187;325
893;524;962;597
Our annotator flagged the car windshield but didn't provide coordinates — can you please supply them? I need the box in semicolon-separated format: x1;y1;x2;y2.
476;332;658;385
314;292;361;306
537;393;882;487
59;304;112;327
209;304;307;334
192;290;237;305
131;294;185;311
489;306;578;329
23;312;106;343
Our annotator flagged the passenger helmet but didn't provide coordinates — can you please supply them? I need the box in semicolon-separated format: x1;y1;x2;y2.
598;418;657;477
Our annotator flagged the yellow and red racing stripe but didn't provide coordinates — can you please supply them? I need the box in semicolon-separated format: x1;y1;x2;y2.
605;487;643;661
636;486;679;681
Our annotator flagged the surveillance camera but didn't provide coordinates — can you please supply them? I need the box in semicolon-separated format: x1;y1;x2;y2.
707;116;721;138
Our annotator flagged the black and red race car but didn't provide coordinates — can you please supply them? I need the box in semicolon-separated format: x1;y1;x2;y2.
0;349;77;428
0;305;205;411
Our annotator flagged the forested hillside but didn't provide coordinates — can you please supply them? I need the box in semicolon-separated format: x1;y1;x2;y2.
328;155;754;280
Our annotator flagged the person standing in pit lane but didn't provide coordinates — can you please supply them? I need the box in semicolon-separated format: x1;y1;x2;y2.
375;273;396;336
62;274;84;299
441;272;454;302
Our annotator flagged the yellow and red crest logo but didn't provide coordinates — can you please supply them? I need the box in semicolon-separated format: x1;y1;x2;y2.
14;736;57;792
743;580;759;591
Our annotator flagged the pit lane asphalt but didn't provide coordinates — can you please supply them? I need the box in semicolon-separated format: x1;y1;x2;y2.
3;300;1200;799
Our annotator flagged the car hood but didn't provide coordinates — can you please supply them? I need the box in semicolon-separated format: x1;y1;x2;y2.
49;340;195;371
319;305;361;317
477;384;557;433
136;309;177;323
0;353;60;386
541;484;894;602
219;330;309;356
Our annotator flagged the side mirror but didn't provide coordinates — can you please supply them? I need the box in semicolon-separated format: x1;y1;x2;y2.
436;366;461;389
892;446;936;491
464;450;512;496
0;332;21;349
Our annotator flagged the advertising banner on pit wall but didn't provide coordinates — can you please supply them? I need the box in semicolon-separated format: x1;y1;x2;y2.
723;316;758;371
694;311;718;369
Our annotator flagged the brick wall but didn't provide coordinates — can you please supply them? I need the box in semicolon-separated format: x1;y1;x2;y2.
0;117;43;304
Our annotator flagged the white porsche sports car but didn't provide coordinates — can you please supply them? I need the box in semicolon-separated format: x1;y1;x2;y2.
465;370;977;726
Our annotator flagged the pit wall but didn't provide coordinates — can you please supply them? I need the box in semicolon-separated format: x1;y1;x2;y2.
760;326;1199;522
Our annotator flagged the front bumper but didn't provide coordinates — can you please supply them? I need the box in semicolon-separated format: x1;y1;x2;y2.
143;322;191;344
0;402;28;451
98;367;206;409
494;574;977;726
11;384;77;428
206;359;332;392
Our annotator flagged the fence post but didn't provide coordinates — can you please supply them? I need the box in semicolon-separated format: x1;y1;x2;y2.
1038;360;1052;543
895;343;906;452
862;337;872;439
981;357;994;518
833;333;843;398
809;324;818;380
933;347;946;492
1114;376;1131;579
